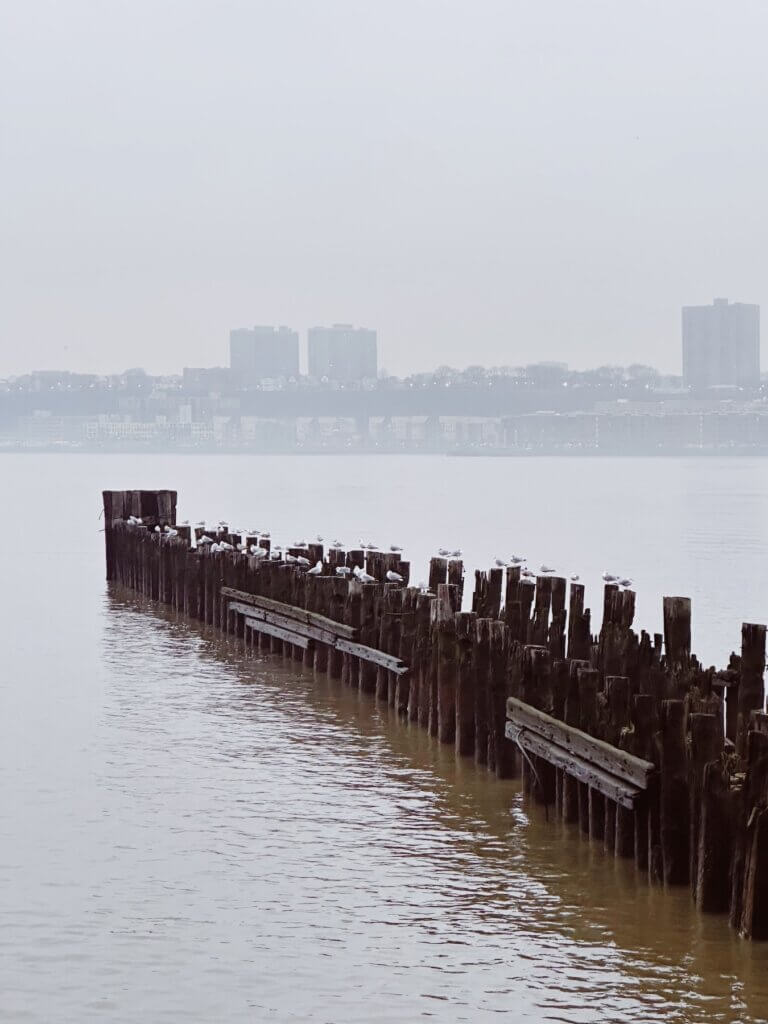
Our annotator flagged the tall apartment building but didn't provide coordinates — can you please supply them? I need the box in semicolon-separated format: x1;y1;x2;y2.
307;324;377;382
682;298;760;388
229;325;299;385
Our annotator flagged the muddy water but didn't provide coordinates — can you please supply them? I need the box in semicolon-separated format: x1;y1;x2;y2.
2;454;768;1022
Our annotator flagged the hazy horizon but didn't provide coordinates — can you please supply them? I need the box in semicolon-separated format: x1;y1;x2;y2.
2;0;767;379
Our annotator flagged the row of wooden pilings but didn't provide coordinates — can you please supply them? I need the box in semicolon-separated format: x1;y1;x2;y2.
103;489;768;939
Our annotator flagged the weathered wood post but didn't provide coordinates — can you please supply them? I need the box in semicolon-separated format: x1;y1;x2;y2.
455;611;477;757
474;618;492;766
436;583;461;744
738;623;766;757
658;699;690;885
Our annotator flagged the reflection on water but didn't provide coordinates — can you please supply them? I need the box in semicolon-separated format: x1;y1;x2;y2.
3;454;768;1022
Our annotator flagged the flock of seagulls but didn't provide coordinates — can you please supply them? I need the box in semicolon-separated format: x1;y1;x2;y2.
139;516;634;591
488;555;634;590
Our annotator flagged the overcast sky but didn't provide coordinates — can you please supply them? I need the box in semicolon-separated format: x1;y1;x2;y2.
1;0;766;378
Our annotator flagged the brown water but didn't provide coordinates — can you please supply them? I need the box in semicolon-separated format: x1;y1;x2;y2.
3;454;768;1022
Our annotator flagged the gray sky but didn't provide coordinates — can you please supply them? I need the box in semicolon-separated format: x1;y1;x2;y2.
1;0;767;378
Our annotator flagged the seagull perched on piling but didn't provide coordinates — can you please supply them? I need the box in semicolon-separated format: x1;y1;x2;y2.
250;545;267;558
353;566;376;583
308;560;323;575
509;555;525;565
521;568;536;579
602;571;619;583
219;541;234;551
494;558;507;568
335;566;352;576
539;565;556;574
331;540;344;549
390;544;403;552
570;574;580;582
198;535;213;545
166;528;178;538
285;553;298;563
450;549;462;559
386;570;404;583
619;578;633;588
438;548;450;557
316;535;324;543
261;531;271;539
297;555;311;567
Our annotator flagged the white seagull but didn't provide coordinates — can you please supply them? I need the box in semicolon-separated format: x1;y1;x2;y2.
602;572;619;583
297;556;311;567
308;560;323;575
494;558;507;568
390;544;403;552
539;565;556;574
335;566;352;576
386;570;404;583
285;553;298;563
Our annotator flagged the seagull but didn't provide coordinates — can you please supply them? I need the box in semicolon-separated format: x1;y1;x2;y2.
494;558;507;568
331;540;344;549
285;553;298;563
521;568;536;579
261;531;271;539
336;566;352;576
438;548;450;557
297;556;311;567
210;542;220;553
570;574;580;582
386;570;404;583
390;544;403;552
219;541;234;551
237;542;246;552
450;549;462;559
316;534;323;543
619;578;633;588
198;535;213;545
509;555;525;565
166;529;178;538
602;572;619;583
308;560;323;575
293;540;307;548
154;525;161;533
353;565;376;583
250;546;267;558
539;565;556;574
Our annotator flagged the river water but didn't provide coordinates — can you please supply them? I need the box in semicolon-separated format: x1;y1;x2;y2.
3;454;768;1022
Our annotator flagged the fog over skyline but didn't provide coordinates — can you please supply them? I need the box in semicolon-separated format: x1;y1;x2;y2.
1;0;766;379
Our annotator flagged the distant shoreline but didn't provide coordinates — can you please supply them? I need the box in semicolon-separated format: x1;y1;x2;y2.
3;446;768;458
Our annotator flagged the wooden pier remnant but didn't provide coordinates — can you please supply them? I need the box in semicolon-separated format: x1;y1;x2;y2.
102;489;768;941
